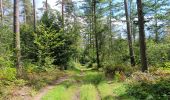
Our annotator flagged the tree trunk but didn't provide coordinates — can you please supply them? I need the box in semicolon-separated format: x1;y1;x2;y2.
45;0;48;11
154;0;158;43
0;0;3;23
137;0;148;72
124;0;135;66
93;0;100;68
14;0;22;77
22;0;32;24
109;0;113;49
33;0;36;31
62;0;64;28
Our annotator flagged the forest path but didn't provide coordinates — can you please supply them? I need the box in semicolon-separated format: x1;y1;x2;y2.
33;76;69;100
39;70;104;100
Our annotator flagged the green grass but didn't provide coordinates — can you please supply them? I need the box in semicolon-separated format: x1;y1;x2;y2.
111;82;135;100
42;84;78;100
80;84;99;100
98;82;114;100
111;82;127;96
71;62;93;71
42;70;135;100
97;82;135;100
42;85;66;100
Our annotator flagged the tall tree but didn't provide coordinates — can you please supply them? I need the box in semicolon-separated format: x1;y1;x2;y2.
129;0;137;43
46;0;48;11
109;0;113;52
124;0;135;66
22;0;32;24
1;0;13;25
137;0;148;72
14;0;22;76
0;0;3;23
33;0;36;31
93;0;100;68
62;0;64;28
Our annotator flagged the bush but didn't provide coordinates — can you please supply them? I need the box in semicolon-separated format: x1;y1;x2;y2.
82;72;105;85
0;56;13;68
127;71;170;100
163;62;170;69
0;67;16;80
127;79;170;99
104;64;125;78
147;40;170;66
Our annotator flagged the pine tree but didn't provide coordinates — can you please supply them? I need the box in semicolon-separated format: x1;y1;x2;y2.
33;0;36;31
0;0;3;23
137;0;148;72
22;0;32;24
124;0;135;66
14;0;22;77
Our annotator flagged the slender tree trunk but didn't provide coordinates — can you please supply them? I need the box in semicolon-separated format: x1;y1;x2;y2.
62;0;64;28
24;10;27;23
109;0;112;36
91;5;95;59
129;0;134;42
22;0;32;24
154;0;158;43
155;17;158;43
109;0;113;59
0;0;3;23
93;0;100;68
124;0;135;66
137;0;148;72
45;0;48;11
109;0;113;46
33;0;36;31
14;0;22;77
90;18;92;48
132;24;136;43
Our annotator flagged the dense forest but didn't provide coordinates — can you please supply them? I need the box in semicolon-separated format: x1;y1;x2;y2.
0;0;170;100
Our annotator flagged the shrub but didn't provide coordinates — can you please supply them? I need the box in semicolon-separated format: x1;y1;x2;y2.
0;56;13;68
82;72;105;85
163;62;170;69
0;67;16;80
127;79;170;99
127;71;170;100
104;64;125;78
147;41;170;66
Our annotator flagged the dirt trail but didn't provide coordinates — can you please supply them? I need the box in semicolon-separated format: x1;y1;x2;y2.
33;76;69;100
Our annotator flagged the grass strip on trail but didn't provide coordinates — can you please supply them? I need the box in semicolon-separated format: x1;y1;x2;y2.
42;84;78;100
98;82;114;100
80;84;99;100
